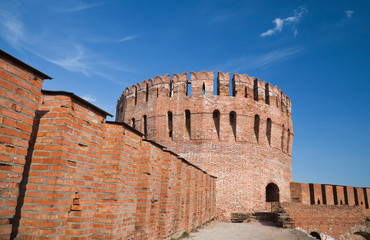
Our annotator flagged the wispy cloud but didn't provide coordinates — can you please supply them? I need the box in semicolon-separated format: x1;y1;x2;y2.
260;6;307;37
0;3;25;49
0;1;133;86
38;44;134;84
42;44;91;75
118;35;137;42
81;95;96;103
82;34;138;44
217;47;303;73
209;10;239;23
345;10;354;19
58;2;103;12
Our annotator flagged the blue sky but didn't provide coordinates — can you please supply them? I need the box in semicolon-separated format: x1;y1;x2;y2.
1;0;369;187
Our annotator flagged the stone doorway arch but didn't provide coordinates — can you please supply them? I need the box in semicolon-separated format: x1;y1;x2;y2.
310;232;321;239
266;183;279;202
353;232;370;240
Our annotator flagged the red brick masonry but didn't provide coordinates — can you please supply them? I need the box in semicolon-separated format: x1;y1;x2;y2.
0;50;368;240
117;71;293;218
278;182;369;239
0;51;216;239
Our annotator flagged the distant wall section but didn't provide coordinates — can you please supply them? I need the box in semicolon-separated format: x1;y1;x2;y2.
275;182;370;239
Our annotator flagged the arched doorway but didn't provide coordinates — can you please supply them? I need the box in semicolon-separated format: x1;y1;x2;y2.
353;232;370;240
266;183;279;202
310;232;321;239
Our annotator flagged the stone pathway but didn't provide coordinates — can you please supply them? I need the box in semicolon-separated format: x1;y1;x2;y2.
187;221;315;240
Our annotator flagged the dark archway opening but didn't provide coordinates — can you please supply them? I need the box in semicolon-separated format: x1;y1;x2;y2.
310;232;321;239
354;232;370;240
266;183;279;202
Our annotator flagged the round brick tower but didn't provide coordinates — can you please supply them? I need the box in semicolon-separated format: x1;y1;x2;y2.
116;71;293;220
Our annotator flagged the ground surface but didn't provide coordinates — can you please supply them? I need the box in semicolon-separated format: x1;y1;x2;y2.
187;221;315;240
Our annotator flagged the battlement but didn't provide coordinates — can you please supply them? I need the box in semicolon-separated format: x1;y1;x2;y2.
116;71;293;160
117;71;292;114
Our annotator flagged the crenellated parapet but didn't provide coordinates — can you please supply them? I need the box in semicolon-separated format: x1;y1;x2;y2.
173;72;188;95
232;72;254;98
116;71;293;156
117;71;292;115
190;70;214;96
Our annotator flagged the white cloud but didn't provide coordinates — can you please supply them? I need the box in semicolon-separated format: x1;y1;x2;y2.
43;44;91;75
118;35;137;42
0;1;132;86
81;34;138;44
293;28;298;37
81;95;96;103
217;47;303;73
250;47;302;68
58;3;103;12
0;2;25;49
260;6;307;37
345;10;354;19
39;44;133;85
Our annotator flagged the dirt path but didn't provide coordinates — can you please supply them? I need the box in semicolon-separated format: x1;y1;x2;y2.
187;221;315;240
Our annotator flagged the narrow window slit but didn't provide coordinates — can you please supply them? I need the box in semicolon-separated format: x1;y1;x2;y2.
143;115;147;139
230;111;236;140
185;110;191;137
266;118;272;146
254;115;260;143
265;83;270;104
354;188;359;205
213;110;220;139
170;81;174;97
333;185;338;205
309;183;315;205
134;86;137;105
253;79;258;101
344;186;349;205
287;129;291;153
167;111;173;139
321;184;327;205
281;125;285;151
145;83;149;102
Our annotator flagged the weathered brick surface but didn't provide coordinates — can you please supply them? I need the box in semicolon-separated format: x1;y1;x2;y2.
1;51;368;239
292;182;369;213
17;93;106;239
286;182;369;239
0;53;216;239
117;71;293;219
280;202;367;240
0;52;48;239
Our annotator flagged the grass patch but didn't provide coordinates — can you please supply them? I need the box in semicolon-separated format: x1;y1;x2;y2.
171;218;215;239
171;231;189;240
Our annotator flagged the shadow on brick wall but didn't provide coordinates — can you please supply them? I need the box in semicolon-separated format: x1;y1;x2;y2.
10;110;48;239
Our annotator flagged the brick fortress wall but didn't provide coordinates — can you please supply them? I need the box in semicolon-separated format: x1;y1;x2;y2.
2;50;368;240
116;71;293;219
0;51;216;239
275;182;369;239
0;51;49;238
